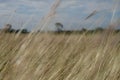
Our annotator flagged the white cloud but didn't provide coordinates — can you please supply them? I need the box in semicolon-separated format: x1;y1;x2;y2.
58;0;81;9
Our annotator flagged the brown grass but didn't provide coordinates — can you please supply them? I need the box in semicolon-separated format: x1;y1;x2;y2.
0;31;120;80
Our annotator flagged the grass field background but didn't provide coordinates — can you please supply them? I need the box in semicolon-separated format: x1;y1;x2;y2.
0;31;120;80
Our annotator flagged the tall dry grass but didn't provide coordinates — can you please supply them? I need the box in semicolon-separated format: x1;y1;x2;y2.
0;0;120;80
0;31;120;80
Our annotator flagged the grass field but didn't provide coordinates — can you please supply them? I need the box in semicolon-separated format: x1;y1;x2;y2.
0;31;120;80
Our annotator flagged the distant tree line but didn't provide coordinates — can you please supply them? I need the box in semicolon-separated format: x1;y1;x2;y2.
54;22;120;34
0;23;120;34
0;24;29;34
53;27;120;34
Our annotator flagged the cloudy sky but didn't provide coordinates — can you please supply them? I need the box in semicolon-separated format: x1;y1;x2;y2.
0;0;120;31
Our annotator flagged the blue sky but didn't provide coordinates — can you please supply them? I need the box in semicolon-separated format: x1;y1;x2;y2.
0;0;120;31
